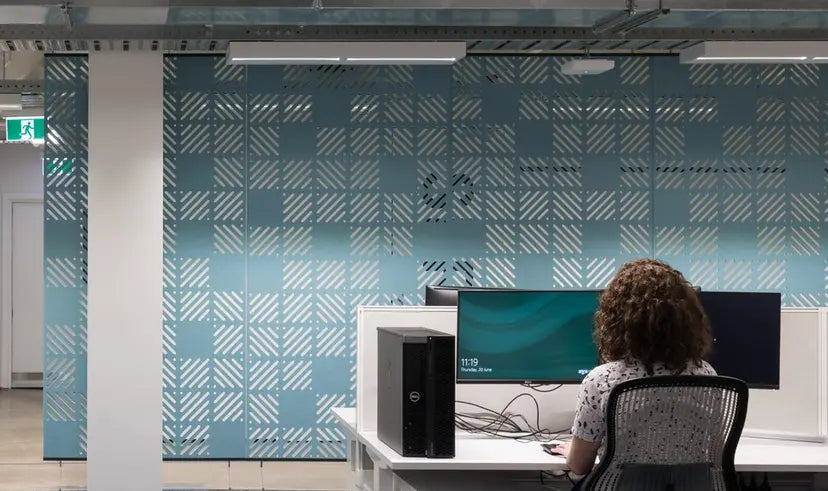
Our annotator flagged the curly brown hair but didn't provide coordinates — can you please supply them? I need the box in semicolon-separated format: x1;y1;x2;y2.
594;258;711;375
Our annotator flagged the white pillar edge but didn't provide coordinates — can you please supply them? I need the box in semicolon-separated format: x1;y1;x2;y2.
86;51;163;491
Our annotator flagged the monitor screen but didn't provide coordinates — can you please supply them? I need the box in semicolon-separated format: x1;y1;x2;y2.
699;291;781;389
457;290;600;384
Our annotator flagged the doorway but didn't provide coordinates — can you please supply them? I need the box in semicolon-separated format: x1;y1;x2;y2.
2;196;43;389
11;201;43;387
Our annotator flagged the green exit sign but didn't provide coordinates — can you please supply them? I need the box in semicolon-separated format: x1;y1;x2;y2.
5;116;44;143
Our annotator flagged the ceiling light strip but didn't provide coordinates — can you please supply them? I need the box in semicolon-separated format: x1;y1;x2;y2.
681;42;828;64
233;57;341;62
696;56;808;61
345;57;457;62
227;41;467;66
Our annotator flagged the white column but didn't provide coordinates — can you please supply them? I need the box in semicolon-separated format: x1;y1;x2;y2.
87;51;163;491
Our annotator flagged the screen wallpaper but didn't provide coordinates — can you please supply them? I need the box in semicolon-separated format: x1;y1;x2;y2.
457;290;600;382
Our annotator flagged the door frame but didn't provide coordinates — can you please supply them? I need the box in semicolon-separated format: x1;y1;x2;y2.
1;193;43;389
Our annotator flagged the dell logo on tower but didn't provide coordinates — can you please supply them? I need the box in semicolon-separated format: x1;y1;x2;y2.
409;391;421;403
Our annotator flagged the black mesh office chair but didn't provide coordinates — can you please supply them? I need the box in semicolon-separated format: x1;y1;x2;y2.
581;375;749;491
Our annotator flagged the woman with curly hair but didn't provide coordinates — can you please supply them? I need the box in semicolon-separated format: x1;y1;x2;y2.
549;258;714;481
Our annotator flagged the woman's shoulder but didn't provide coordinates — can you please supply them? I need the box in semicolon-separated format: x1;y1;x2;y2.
585;360;716;383
694;360;717;375
585;360;644;381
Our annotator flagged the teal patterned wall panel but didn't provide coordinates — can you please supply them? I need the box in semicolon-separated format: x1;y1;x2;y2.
650;59;826;306
44;54;828;459
43;55;89;459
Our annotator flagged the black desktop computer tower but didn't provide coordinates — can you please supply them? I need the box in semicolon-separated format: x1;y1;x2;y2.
377;327;455;458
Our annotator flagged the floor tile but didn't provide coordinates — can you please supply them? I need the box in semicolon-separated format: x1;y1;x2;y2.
164;461;230;489
0;390;348;490
262;461;348;490
59;462;86;487
0;389;43;464
229;461;262;489
0;463;61;490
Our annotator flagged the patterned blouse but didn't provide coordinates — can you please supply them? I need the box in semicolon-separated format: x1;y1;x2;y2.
571;359;717;443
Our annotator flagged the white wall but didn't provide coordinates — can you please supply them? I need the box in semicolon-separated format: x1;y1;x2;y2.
0;143;42;196
86;52;163;491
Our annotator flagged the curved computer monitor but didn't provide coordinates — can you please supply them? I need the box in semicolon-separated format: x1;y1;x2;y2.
425;285;518;307
699;291;781;389
456;289;601;384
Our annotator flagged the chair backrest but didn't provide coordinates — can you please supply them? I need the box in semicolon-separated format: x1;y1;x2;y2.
582;375;749;491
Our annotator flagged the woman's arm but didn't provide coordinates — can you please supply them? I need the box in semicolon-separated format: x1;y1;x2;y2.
564;368;605;474
565;437;601;475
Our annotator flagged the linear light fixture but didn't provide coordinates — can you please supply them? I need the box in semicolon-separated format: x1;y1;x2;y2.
232;57;342;63
227;42;466;65
681;42;828;64
696;56;808;61
346;57;457;63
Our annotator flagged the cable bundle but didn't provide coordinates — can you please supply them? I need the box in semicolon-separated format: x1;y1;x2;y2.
455;388;569;442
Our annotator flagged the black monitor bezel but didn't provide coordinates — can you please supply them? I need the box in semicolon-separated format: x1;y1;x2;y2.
425;285;521;306
456;289;601;385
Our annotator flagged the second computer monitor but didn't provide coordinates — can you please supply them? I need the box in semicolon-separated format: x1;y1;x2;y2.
457;290;600;384
699;291;781;389
425;286;464;306
425;285;516;306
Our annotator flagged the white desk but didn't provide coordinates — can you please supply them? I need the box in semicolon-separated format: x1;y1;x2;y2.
359;431;567;471
333;407;828;491
332;407;356;436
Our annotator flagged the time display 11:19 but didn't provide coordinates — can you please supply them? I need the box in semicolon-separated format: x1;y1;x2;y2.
460;358;479;367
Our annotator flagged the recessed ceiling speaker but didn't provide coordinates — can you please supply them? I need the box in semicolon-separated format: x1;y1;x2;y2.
560;59;616;76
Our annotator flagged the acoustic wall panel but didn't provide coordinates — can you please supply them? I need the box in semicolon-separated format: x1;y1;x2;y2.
44;54;828;459
651;59;827;307
43;55;89;459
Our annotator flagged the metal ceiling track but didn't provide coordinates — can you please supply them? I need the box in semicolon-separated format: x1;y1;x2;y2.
1;24;827;53
0;80;43;92
1;0;826;10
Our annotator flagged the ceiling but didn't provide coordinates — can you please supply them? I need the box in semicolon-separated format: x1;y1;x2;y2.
0;0;825;54
7;5;828;28
0;0;825;125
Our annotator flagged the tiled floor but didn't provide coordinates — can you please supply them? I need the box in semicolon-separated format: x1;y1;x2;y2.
0;389;348;490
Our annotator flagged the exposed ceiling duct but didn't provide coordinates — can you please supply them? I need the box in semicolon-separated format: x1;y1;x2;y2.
0;51;43;130
2;51;43;78
0;93;21;110
0;24;826;55
0;1;823;54
0;0;823;8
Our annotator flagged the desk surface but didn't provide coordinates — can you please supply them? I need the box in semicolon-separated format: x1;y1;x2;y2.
333;407;828;473
361;431;568;471
331;407;356;429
